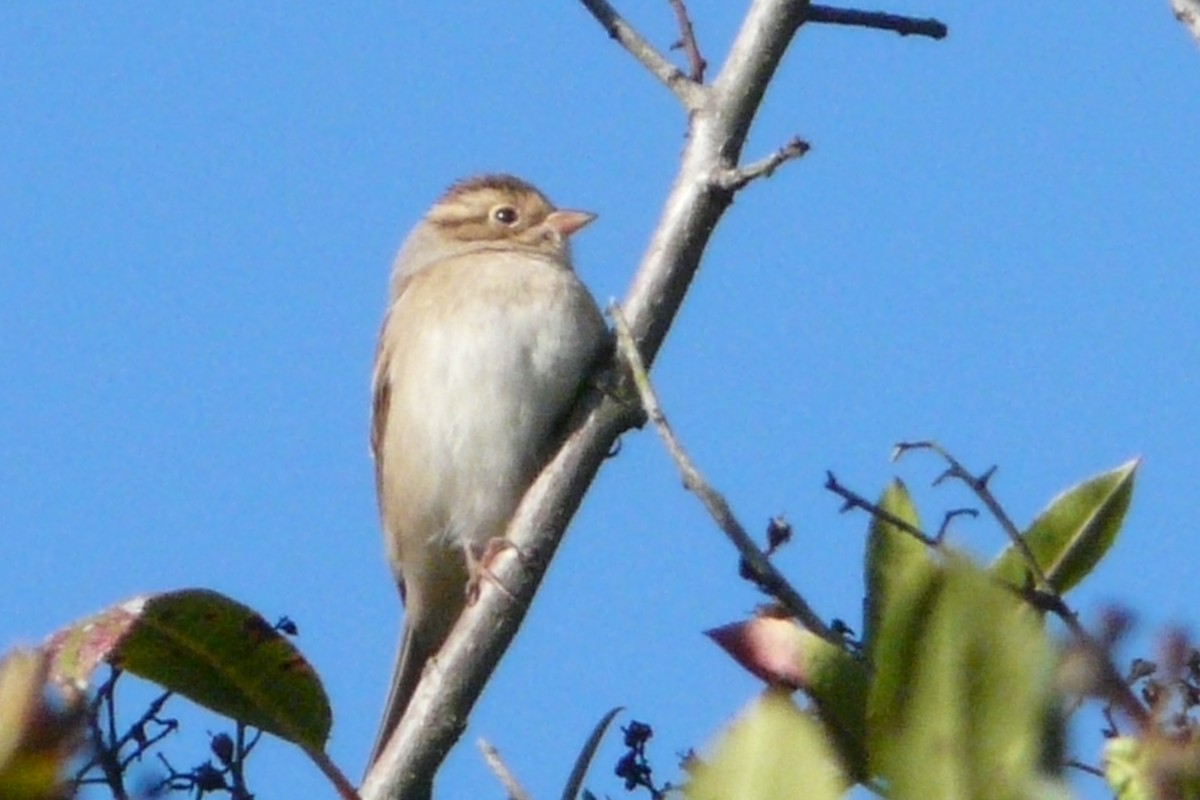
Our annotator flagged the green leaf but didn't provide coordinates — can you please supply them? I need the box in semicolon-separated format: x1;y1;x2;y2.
1105;735;1200;800
868;556;1061;800
687;691;847;800
863;480;932;664
790;629;869;781
46;589;331;750
992;459;1138;593
1105;737;1153;800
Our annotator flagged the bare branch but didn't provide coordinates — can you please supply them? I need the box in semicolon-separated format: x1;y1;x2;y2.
805;5;948;40
823;471;938;546
891;441;1153;731
612;304;835;641
579;0;706;109
713;136;810;191
362;2;946;795
667;0;707;81
894;441;1053;590
304;747;361;800
703;1;809;175
478;740;530;800
1066;759;1106;778
1172;0;1200;48
935;508;979;542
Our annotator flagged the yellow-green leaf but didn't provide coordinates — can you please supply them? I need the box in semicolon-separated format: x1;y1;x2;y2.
687;691;847;800
790;627;869;781
868;556;1060;800
1106;737;1152;800
863;479;931;659
1105;735;1200;800
993;459;1137;593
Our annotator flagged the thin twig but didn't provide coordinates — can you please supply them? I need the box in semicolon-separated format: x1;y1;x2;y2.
86;686;128;799
935;508;979;542
479;739;530;800
1079;638;1153;730
304;746;361;800
1066;759;1106;778
116;694;176;769
826;457;1152;729
892;441;1153;730
895;441;1054;590
667;0;707;81
901;441;1086;638
1101;705;1121;738
611;303;835;641
579;0;706;109
229;724;249;798
713;137;810;190
823;471;938;546
75;672;178;792
805;5;948;39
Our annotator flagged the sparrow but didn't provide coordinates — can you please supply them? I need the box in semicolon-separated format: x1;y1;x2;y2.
367;174;608;766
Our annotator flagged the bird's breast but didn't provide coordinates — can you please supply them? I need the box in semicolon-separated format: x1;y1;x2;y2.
377;253;606;551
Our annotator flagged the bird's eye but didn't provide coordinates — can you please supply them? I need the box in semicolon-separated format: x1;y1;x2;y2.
492;206;519;225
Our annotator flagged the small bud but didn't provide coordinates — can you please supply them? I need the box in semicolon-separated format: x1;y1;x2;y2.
765;516;792;554
211;733;235;766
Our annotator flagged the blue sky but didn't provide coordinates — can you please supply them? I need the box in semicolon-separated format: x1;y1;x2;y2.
3;2;1198;798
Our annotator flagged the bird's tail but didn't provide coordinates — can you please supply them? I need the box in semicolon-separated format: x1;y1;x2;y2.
365;619;431;774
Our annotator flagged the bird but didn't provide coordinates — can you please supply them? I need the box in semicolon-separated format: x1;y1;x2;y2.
366;174;608;769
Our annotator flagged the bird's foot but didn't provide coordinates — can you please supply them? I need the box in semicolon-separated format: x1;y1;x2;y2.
464;538;522;605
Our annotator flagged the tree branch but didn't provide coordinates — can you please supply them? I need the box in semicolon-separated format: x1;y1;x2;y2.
894;441;1053;591
578;0;706;109
713;136;810;191
478;739;529;800
805;5;948;39
667;0;707;82
612;305;834;640
823;470;938;546
361;1;945;795
890;441;1152;731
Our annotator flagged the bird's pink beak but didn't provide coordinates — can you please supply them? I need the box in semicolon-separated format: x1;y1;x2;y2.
544;209;597;238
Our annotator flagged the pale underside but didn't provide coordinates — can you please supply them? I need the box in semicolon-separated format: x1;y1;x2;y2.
366;244;606;765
